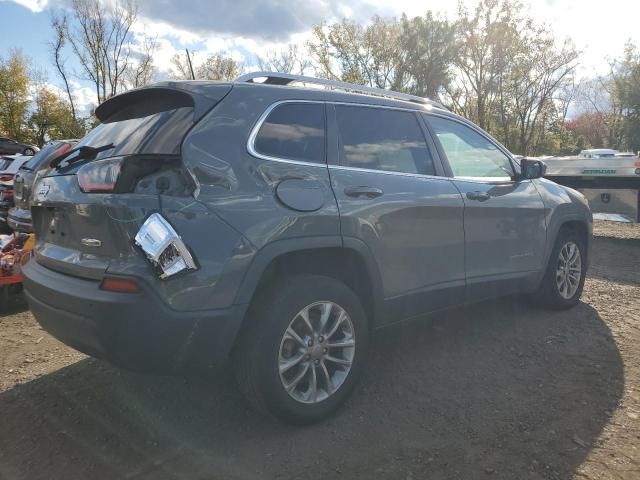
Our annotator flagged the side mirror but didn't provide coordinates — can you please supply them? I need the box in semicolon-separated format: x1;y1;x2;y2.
520;158;547;180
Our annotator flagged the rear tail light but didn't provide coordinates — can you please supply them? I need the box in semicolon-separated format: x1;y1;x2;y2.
0;189;13;200
134;213;197;279
100;277;141;293
0;174;14;182
77;158;122;193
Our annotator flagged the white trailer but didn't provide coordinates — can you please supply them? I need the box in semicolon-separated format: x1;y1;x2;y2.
543;156;640;221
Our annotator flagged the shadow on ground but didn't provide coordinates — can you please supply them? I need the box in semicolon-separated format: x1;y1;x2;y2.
0;298;623;480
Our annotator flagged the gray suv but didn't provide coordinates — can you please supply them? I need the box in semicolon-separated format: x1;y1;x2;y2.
23;73;592;423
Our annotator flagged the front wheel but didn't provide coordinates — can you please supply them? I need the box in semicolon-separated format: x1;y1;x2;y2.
234;274;369;424
531;228;587;309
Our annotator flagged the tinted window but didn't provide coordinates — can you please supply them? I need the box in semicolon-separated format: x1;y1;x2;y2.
64;107;194;166
427;115;513;178
254;103;325;164
335;106;435;175
23;142;72;171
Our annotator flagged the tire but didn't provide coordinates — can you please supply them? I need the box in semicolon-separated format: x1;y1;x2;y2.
23;148;35;156
234;274;369;424
531;227;587;309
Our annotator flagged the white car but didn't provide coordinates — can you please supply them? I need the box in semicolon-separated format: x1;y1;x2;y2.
0;155;31;183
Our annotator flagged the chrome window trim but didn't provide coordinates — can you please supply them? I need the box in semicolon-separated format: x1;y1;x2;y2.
247;100;328;168
453;176;519;184
328;164;444;180
247;99;440;177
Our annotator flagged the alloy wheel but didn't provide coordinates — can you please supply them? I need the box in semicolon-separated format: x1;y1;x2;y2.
278;301;356;404
556;241;582;300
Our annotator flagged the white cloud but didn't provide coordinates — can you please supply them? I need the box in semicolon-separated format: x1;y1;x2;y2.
5;0;49;12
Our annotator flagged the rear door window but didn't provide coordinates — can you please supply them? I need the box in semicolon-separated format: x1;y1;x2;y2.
253;102;326;164
334;105;435;175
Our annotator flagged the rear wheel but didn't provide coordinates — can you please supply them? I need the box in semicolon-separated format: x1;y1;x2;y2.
532;227;587;309
234;274;368;424
23;148;35;156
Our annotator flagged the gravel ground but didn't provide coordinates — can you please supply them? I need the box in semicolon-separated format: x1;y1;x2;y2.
593;221;640;240
0;220;638;480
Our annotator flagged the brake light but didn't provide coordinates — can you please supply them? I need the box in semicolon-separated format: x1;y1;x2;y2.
135;213;197;279
0;174;14;182
77;158;122;193
0;189;13;200
100;277;141;293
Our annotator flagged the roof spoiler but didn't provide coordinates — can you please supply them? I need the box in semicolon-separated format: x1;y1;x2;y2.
95;83;233;123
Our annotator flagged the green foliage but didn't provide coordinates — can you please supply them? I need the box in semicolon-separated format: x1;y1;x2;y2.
0;49;31;141
308;0;579;156
29;86;85;147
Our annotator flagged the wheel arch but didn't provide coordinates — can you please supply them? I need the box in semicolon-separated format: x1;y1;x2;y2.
544;214;592;273
234;237;384;329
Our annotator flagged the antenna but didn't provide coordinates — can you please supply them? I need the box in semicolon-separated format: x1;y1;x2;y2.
185;49;196;80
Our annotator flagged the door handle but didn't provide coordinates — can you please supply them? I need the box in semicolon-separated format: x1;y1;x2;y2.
466;191;491;202
344;186;384;199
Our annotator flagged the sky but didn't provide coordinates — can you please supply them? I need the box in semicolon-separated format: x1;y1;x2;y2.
1;0;640;115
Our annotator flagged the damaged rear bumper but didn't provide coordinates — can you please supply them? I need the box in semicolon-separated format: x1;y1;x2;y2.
22;258;247;373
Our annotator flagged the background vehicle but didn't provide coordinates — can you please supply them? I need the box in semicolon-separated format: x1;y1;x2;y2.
8;140;77;232
0;155;32;229
23;73;592;424
577;149;638;159
0;137;38;156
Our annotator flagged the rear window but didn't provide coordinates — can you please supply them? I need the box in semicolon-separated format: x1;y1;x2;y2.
23;142;71;171
253;103;326;164
71;107;194;162
0;158;12;170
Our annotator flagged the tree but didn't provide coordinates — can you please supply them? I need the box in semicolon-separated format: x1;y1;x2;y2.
122;34;157;89
170;52;240;81
257;44;311;75
398;12;458;99
448;0;578;154
577;43;640;152
170;52;193;80
29;86;83;147
0;49;31;141
50;15;77;122
503;27;578;154
565;112;609;149
611;43;640;152
449;0;520;129
53;0;156;105
197;54;241;81
307;17;407;89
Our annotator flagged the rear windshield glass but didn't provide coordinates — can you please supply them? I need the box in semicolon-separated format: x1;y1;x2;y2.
23;142;68;171
69;107;194;162
0;158;12;170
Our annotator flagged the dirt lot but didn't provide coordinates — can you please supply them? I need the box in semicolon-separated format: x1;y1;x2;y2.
1;223;639;480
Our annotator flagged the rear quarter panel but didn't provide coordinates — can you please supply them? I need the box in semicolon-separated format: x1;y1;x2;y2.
181;85;340;250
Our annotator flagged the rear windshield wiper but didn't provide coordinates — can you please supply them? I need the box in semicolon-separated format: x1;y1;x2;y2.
51;143;115;170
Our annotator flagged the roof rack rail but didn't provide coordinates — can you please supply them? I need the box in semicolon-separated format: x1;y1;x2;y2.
235;71;441;108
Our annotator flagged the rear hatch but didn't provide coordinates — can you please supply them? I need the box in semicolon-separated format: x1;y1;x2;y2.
31;83;232;280
14;141;76;210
